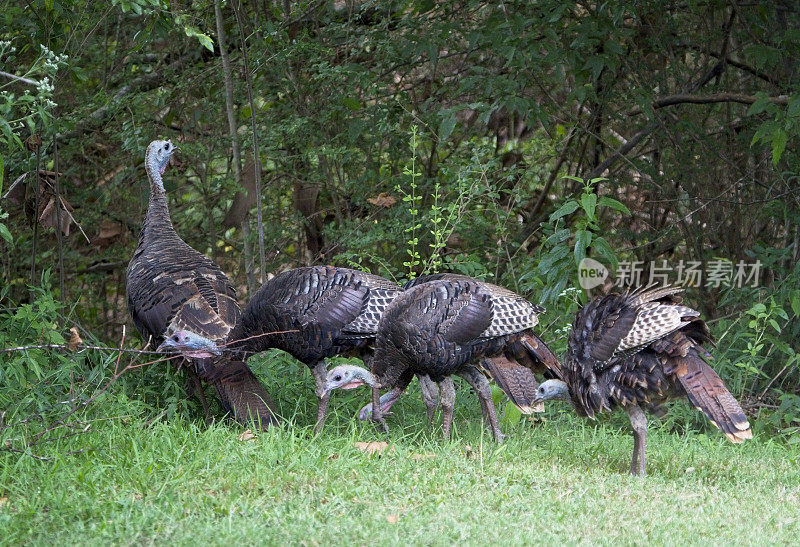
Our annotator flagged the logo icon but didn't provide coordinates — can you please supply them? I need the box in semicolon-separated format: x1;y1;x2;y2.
578;257;609;289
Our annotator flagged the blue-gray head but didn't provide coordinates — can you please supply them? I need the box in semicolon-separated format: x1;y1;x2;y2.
532;379;571;405
157;329;221;359
145;139;177;188
322;364;378;396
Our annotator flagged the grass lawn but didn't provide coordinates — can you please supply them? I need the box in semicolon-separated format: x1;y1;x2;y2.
1;360;799;545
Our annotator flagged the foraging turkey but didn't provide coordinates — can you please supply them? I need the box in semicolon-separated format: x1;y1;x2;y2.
356;273;552;423
323;277;562;441
226;265;403;432
126;139;278;428
532;286;752;475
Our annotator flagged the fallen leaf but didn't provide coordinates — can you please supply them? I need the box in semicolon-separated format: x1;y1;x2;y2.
410;453;436;461
386;514;399;524
93;219;124;248
531;401;545;413
367;193;397;208
354;441;391;455
238;429;256;442
462;444;476;459
38;195;74;236
0;497;8;507
68;327;83;351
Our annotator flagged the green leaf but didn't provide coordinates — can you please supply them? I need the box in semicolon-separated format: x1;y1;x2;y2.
786;95;800;119
438;111;457;142
0;223;12;246
341;96;362;111
545;228;571;246
196;33;214;52
580;192;597;220
184;26;214;52
501;401;522;428
746;94;770;116
549;200;579;222
790;291;800;317
597;196;630;214
574;230;592;265
772;128;787;164
592;236;618;271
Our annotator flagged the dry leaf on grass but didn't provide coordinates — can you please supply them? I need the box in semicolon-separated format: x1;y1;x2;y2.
0;497;8;508
386;514;399;524
238;429;256;442
367;193;397;208
462;444;477;459
409;453;436;461
68;327;83;351
354;441;392;455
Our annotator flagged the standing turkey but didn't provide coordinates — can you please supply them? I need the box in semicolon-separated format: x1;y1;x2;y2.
323;277;562;441
532;286;752;475
126;139;278;428
356;273;553;423
226;265;403;432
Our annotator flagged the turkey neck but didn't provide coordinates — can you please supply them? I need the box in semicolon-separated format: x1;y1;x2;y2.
142;160;180;242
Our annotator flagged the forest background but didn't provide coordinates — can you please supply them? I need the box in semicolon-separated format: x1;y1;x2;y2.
1;0;799;456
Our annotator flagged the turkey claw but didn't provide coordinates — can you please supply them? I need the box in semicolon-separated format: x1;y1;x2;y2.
372;416;389;433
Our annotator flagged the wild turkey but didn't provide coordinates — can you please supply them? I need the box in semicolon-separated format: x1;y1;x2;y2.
226;265;403;432
532;286;752;475
355;273;552;422
323;277;562;441
126;139;278;428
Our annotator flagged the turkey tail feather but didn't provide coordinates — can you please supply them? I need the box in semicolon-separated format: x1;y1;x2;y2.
519;333;563;379
674;352;752;443
202;359;280;429
481;355;542;414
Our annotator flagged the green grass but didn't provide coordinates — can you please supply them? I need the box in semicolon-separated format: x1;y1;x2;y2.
1;360;799;545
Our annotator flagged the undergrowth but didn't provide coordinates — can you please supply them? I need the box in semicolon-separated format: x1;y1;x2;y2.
1;360;798;544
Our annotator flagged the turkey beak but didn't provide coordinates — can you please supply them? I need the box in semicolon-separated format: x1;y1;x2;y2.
156;339;176;353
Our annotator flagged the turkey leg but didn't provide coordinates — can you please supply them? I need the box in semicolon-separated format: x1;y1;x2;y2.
311;360;332;433
625;404;648;476
457;366;505;442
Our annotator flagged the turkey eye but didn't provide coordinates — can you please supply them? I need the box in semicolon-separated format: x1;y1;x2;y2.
173;335;180;341
164;143;169;150
334;375;342;381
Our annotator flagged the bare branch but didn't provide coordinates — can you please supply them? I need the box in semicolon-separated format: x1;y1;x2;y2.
628;93;789;116
0;70;38;86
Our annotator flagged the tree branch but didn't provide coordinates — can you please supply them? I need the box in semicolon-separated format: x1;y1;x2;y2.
0;70;38;86
55;54;193;142
584;10;736;181
628;93;789;116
